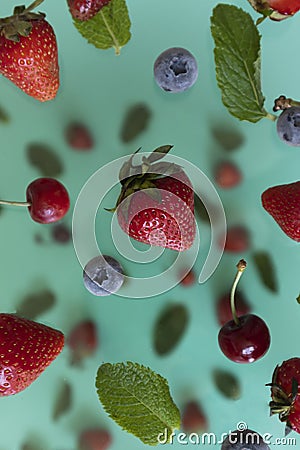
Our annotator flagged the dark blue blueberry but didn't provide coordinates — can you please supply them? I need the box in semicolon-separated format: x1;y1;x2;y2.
83;255;124;296
221;429;270;450
277;106;300;146
153;47;198;93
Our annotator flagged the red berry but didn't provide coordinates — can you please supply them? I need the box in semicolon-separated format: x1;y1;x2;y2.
223;225;250;252
0;313;64;396
78;429;112;450
218;313;270;363
67;320;98;366
218;259;270;363
26;178;70;224
65;122;94;150
114;147;196;252
0;9;59;102
181;401;208;434
268;0;300;16
179;269;196;286
216;291;250;326
214;161;242;189
67;0;112;21
268;358;300;434
261;181;300;242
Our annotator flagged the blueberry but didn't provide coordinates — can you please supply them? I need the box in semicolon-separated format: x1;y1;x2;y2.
83;255;124;296
153;47;198;93
277;106;300;146
221;429;270;450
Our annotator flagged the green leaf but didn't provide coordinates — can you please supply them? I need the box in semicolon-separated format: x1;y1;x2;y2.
154;304;189;356
26;143;64;177
52;380;72;421
252;250;278;293
120;104;152;143
212;369;241;400
211;4;268;123
0;106;9;123
73;0;131;55
16;289;56;320
96;362;180;445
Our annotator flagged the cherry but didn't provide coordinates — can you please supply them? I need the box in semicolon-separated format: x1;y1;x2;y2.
218;259;271;363
0;177;70;224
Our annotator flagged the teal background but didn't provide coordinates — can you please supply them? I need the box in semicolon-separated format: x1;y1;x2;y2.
1;0;300;448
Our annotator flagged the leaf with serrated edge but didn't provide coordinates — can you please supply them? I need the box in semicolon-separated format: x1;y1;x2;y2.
211;4;267;123
73;0;131;55
96;362;180;445
252;251;278;293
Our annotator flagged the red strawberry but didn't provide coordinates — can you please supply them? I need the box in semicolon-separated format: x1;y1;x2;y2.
216;290;251;326
78;428;112;450
223;225;250;252
0;313;64;396
67;319;98;366
267;358;300;434
65;122;94;150
214;161;242;189
67;0;112;21
181;401;208;434
109;146;196;252
0;3;59;102
247;0;300;20
179;268;196;287
261;181;300;242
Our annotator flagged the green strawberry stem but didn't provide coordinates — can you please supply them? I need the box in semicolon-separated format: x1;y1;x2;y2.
266;112;277;121
230;259;247;326
0;199;31;207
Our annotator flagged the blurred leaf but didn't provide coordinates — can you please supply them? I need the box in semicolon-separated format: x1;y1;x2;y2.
52;380;72;421
252;251;278;293
96;362;180;445
213;369;241;400
0;106;9;123
194;195;210;224
211;126;244;152
297;294;300;304
73;0;131;55
26;143;63;177
154;304;189;355
16;289;56;320
120;104;152;143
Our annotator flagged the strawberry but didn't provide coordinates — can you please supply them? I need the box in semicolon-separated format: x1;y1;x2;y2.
78;428;112;450
108;146;196;252
267;358;300;434
247;0;300;20
213;161;242;189
67;0;112;21
223;225;250;253
261;181;300;242
67;319;98;366
0;1;59;102
65;122;94;150
0;313;64;396
181;400;208;434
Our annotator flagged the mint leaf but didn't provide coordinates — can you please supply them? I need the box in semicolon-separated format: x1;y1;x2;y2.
252;250;278;293
211;4;268;123
154;304;189;356
73;0;131;55
96;362;180;445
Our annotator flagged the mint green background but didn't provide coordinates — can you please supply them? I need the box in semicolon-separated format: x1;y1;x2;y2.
1;0;300;449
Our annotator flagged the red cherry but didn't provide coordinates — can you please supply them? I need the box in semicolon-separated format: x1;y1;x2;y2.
26;178;70;224
78;428;112;450
218;313;270;363
216;291;250;326
218;259;271;363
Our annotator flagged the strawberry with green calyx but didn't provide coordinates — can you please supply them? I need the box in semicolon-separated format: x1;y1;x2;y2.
0;313;64;396
107;146;196;252
0;0;59;102
267;358;300;435
247;0;300;22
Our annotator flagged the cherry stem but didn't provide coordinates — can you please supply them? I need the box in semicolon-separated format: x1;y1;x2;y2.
0;200;31;207
230;259;247;326
25;0;44;13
